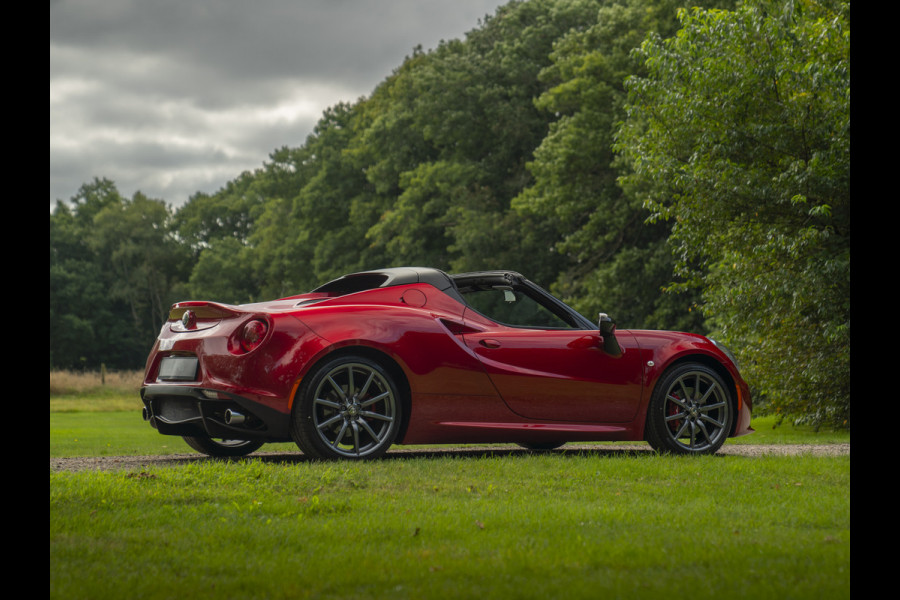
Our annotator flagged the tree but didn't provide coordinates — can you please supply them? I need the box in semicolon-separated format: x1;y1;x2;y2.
50;200;104;369
513;0;737;331
50;180;191;369
173;171;266;253
215;0;605;298
616;0;850;427
359;0;605;285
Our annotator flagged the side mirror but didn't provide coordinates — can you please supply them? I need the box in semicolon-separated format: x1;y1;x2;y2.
598;313;623;357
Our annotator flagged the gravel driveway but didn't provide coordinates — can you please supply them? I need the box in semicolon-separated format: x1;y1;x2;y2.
50;443;850;472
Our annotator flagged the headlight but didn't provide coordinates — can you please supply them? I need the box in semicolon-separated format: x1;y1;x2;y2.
709;338;739;370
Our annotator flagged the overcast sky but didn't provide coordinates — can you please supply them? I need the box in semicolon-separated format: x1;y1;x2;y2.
50;0;506;210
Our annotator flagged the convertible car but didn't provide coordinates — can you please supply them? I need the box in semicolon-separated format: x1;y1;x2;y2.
141;267;752;459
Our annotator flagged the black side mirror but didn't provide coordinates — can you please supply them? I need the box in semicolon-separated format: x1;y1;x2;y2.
598;313;623;357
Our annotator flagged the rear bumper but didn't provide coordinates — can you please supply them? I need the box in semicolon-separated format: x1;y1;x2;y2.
141;385;291;442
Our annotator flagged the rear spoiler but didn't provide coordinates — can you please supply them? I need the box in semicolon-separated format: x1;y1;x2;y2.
168;301;243;321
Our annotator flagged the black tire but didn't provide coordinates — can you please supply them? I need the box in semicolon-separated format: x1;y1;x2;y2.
291;355;402;459
516;442;566;451
645;363;733;455
182;436;264;457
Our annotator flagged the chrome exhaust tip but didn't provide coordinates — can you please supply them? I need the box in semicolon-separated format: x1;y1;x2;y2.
224;409;246;425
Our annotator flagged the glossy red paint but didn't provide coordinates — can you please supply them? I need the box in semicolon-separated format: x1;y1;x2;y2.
141;267;752;458
145;308;328;416
460;325;644;423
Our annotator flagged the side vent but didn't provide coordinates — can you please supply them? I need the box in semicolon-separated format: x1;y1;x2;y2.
439;318;481;336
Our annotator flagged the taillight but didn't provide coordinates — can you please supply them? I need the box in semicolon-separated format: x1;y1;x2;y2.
240;319;268;352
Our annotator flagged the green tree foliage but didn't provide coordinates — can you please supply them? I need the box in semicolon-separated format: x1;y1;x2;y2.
513;0;736;331
50;179;190;369
257;102;381;296
616;0;850;427
176;152;309;302
356;1;597;279
188;0;607;301
356;0;607;284
50;197;106;369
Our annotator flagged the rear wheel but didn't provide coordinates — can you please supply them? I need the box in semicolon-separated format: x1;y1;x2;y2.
291;355;402;460
645;363;733;455
182;436;264;457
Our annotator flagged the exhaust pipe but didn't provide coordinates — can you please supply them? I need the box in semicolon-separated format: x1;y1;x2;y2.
225;409;246;425
142;406;151;421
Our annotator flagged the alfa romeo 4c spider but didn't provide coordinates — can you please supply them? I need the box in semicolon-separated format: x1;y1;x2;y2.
141;267;753;459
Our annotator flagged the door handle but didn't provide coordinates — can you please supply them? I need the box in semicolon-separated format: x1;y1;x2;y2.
479;339;501;348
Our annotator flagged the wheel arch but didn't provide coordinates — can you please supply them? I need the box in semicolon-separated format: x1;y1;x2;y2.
656;353;741;437
289;344;413;442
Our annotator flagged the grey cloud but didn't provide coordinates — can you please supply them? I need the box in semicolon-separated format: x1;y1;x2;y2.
50;0;504;208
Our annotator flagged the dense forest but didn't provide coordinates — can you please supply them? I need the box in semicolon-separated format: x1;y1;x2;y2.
49;0;850;428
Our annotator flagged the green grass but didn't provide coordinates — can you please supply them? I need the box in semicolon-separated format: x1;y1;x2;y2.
729;414;849;445
50;389;850;599
49;411;300;457
51;453;849;600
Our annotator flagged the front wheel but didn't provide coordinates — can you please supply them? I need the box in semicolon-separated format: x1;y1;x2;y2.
291;355;402;460
645;363;733;455
182;436;264;457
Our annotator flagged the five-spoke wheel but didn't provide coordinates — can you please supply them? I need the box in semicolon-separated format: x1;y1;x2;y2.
292;355;402;459
645;363;733;454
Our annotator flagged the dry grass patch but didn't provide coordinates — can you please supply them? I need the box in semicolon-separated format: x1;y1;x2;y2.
50;369;143;395
50;369;144;412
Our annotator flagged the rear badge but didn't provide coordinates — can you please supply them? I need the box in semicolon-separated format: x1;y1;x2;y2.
182;310;196;329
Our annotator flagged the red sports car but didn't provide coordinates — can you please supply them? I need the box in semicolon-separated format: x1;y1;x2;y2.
141;267;752;459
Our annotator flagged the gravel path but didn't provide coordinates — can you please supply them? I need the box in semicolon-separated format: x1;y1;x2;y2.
50;443;850;472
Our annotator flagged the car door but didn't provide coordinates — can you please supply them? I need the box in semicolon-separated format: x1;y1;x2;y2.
458;285;644;423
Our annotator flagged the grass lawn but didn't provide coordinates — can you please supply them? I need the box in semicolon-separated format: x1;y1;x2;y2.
51;451;849;600
50;376;850;599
